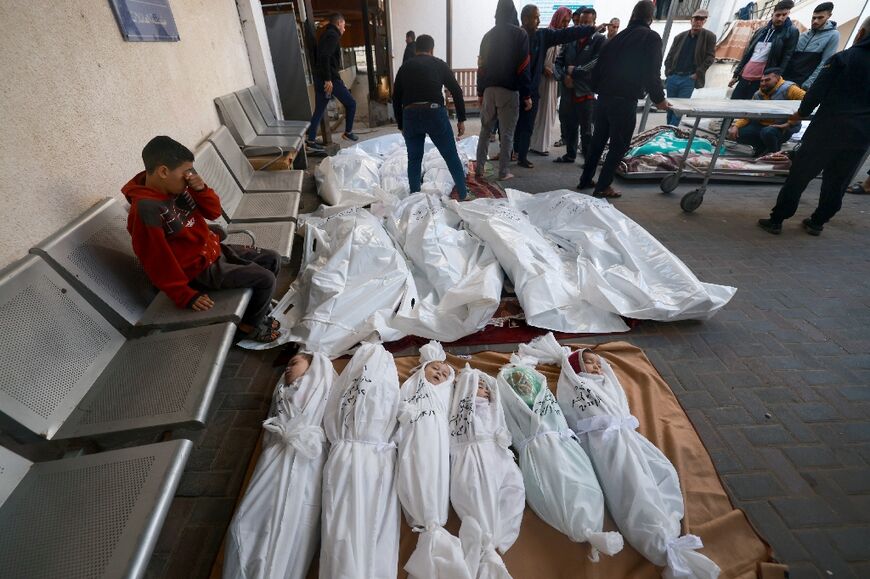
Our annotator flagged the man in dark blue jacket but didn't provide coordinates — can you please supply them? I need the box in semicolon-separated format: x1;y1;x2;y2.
476;0;532;181
513;4;602;169
758;18;870;235
306;13;358;149
729;1;799;99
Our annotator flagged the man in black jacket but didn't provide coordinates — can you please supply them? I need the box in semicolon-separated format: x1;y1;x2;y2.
577;1;669;198
476;0;532;181
729;1;798;100
513;4;602;169
553;7;606;164
393;35;470;200
306;13;358;149
402;30;417;64
758;18;870;236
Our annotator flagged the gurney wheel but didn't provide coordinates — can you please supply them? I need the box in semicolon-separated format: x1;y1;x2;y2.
680;190;704;213
660;173;680;194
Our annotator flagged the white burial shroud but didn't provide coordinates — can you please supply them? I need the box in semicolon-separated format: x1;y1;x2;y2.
396;342;470;579
496;356;624;560
250;207;415;356
314;147;388;207
387;191;504;342
320;343;401;579
518;333;721;579
222;352;336;579
507;189;736;321
453;198;628;333
449;366;525;579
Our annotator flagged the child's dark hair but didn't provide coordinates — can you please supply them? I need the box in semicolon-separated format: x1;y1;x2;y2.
142;136;194;174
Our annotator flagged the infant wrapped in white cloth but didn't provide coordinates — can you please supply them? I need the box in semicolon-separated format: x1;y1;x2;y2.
518;333;721;579
223;352;336;579
496;355;623;561
320;343;401;579
449;366;525;579
396;342;471;579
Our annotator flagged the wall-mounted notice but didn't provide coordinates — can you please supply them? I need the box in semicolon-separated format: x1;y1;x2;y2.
109;0;180;42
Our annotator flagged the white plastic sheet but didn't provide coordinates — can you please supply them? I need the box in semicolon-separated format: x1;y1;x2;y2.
453;198;629;334
507;189;736;321
223;352;336;579
496;355;623;560
449;366;525;579
387;192;503;342
314;148;390;207
256;207;415;357
519;333;721;579
396;342;470;579
320;343;402;579
380;151;411;200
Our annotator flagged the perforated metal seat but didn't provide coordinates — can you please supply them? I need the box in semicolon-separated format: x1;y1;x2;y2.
0;439;191;579
216;217;295;260
194;143;300;223
234;89;308;136
214;94;303;152
208;126;304;194
30;198;250;333
0;257;233;440
249;85;293;127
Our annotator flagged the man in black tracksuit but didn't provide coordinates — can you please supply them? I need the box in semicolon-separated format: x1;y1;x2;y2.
306;13;358;147
512;4;601;169
578;1;669;198
758;21;870;236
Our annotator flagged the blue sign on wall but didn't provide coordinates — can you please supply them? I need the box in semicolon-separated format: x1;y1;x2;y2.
109;0;180;42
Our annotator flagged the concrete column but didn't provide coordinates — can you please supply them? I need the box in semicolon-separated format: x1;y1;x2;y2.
236;0;283;119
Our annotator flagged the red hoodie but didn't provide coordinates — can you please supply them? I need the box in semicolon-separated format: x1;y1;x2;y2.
122;172;223;308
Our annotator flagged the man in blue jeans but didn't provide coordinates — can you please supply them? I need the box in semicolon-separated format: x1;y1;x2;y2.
392;34;470;200
663;9;716;126
306;12;357;150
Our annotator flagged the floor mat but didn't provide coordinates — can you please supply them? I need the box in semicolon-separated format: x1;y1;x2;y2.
448;160;507;200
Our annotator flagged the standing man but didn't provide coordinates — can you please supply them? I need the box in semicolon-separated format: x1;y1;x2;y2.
402;30;417;64
783;2;840;89
306;13;358;151
514;4;603;169
577;1;669;199
476;0;532;181
606;18;620;40
664;9;716;126
757;17;870;236
393;35;471;201
553;7;606;164
727;68;805;156
729;1;798;100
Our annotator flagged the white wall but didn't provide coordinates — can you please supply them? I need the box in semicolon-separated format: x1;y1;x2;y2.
389;0;447;74
0;1;254;268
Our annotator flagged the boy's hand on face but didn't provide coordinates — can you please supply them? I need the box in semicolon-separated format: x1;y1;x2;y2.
185;171;206;192
191;294;215;312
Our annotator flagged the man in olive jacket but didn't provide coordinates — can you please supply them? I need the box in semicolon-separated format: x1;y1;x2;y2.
664;9;716;126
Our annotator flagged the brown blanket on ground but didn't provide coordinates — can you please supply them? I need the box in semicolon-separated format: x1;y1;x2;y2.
215;342;787;578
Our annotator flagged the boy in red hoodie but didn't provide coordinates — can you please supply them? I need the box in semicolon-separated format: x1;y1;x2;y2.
122;136;280;342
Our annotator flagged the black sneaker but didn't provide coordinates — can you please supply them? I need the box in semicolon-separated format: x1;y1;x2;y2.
757;218;782;235
342;132;359;142
305;139;324;151
802;217;823;236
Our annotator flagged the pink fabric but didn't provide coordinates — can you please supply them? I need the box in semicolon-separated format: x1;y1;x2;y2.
548;7;572;29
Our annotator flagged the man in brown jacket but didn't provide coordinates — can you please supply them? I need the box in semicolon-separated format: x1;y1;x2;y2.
664;9;716;126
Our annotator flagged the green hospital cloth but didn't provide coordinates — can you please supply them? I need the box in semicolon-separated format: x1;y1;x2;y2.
627;129;719;157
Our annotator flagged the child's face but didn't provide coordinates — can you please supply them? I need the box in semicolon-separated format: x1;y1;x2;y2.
160;161;194;196
582;352;603;375
285;354;311;383
424;361;452;385
476;379;490;400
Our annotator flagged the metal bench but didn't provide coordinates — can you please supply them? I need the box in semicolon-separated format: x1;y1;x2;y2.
0;256;233;440
194;143;300;224
214;94;307;170
234;88;308;136
0;439;191;578
208;126;304;193
214;215;295;261
246;86;310;130
30;197;250;334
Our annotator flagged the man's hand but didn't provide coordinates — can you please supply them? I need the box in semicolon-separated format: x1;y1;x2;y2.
728;77;738;88
788;112;802;124
184;170;205;192
567;65;575;75
654;99;671;111
324;80;334;96
770;123;791;130
691;73;697;81
564;76;574;88
478;95;484;105
596;23;608;33
543;66;553;78
191;294;215;312
523;97;532;111
727;125;738;140
457;121;465;137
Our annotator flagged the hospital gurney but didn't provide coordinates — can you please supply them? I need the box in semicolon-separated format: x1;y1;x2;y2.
660;98;802;213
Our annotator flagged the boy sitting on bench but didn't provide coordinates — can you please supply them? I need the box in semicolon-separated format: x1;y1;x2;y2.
122;136;281;342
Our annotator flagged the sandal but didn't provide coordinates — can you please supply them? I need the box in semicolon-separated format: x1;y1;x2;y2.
246;323;280;343
846;182;870;195
593;187;622;199
266;316;281;331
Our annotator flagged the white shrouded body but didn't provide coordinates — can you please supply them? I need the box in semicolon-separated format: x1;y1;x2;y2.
320;343;402;579
223;353;336;579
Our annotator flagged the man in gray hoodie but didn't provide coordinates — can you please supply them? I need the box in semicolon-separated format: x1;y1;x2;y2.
784;2;840;89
